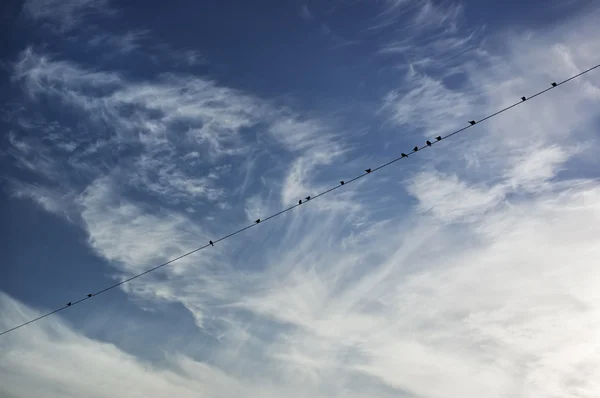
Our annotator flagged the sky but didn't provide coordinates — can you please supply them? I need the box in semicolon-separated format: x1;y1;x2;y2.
1;0;600;397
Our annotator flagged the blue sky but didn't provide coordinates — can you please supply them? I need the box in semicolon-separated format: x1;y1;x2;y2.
1;0;600;396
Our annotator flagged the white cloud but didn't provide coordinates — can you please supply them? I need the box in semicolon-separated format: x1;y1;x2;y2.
78;176;206;273
4;176;600;397
88;30;150;55
407;170;505;222
3;3;600;398
300;4;314;22
10;181;75;218
374;0;482;72
0;293;248;398
23;0;114;32
381;69;475;136
10;47;347;210
504;145;571;192
6;45;354;333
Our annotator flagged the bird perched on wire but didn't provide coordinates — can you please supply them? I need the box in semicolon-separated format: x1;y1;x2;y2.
255;219;260;224
87;294;92;298
67;302;72;306
552;82;557;87
401;153;407;158
436;136;442;141
340;181;345;185
298;199;302;205
469;120;476;125
305;196;311;201
521;96;526;101
426;140;432;146
413;146;419;152
209;240;214;246
365;168;372;173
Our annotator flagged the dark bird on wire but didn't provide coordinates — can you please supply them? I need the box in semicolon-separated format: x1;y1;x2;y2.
413;146;419;152
87;294;92;298
305;196;311;201
426;140;432;146
209;240;214;246
67;302;72;306
469;120;476;125
298;199;302;205
436;136;442;141
340;181;345;185
521;96;527;101
401;153;407;158
552;82;557;87
365;168;372;173
255;219;260;224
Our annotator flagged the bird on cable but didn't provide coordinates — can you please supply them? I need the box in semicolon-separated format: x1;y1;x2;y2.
87;294;93;298
298;199;302;205
255;219;261;224
340;181;345;185
413;146;419;152
305;196;311;201
365;168;372;173
521;96;527;101
209;240;214;247
552;82;557;87
426;140;432;147
401;153;407;158
67;302;72;306
436;136;442;141
469;120;476;125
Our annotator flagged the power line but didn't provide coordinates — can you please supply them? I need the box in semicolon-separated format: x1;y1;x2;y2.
2;63;599;338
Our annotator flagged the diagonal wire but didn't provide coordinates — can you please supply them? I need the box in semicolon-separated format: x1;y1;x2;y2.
1;62;599;338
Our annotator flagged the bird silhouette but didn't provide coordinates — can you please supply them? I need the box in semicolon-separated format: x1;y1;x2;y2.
401;153;407;158
521;96;527;101
87;294;92;298
469;120;476;125
340;181;345;185
365;168;372;173
67;302;72;306
552;82;557;87
298;199;302;205
426;140;432;146
209;240;214;246
436;136;442;141
305;196;311;201
255;219;260;224
413;146;419;152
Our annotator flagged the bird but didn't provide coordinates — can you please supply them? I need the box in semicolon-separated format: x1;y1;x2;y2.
67;302;72;306
469;120;476;125
298;199;302;205
521;96;527;101
413;146;419;152
365;168;372;173
552;82;557;87
401;153;407;158
255;219;260;224
87;294;93;298
426;140;432;146
436;136;442;141
305;196;311;201
209;240;214;246
340;180;345;185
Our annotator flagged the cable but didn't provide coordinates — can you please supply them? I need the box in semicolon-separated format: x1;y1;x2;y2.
1;62;599;338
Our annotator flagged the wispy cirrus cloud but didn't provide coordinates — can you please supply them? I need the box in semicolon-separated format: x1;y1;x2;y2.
371;0;483;71
4;43;352;335
88;29;150;55
23;0;114;32
2;2;600;398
